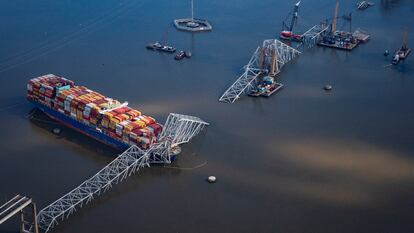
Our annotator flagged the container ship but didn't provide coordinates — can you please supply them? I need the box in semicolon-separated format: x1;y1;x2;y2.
27;74;163;151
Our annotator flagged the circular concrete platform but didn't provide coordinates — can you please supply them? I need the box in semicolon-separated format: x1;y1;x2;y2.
174;18;212;32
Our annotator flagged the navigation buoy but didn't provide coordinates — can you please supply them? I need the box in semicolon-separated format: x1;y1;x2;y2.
53;128;61;135
323;85;333;91
207;176;216;183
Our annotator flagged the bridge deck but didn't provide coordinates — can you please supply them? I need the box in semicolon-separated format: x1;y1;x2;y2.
0;195;32;224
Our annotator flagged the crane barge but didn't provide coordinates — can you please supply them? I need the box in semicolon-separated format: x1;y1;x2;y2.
392;29;411;65
280;1;303;42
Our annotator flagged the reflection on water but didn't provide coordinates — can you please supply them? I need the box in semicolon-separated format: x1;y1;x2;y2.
29;108;119;159
380;0;401;11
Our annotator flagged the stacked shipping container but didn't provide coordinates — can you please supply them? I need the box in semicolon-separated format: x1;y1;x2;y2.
27;74;163;150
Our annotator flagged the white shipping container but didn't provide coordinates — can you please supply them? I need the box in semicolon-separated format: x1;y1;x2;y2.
116;124;123;136
64;101;71;112
83;108;91;117
146;126;155;133
138;137;150;144
129;132;137;140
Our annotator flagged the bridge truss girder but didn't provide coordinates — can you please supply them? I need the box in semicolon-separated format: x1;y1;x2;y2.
219;39;300;103
218;51;265;103
262;39;301;71
301;23;330;48
37;113;209;232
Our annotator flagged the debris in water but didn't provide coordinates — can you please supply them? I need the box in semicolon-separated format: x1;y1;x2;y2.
207;176;217;183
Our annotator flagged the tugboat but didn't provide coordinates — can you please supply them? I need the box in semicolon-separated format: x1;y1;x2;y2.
146;42;176;53
392;29;411;65
249;76;283;97
392;46;411;65
280;1;303;42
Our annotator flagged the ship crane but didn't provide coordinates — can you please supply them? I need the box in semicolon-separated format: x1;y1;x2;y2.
279;1;330;49
332;0;339;33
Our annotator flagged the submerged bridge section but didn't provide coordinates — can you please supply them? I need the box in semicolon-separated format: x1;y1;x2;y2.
37;113;209;232
219;39;300;103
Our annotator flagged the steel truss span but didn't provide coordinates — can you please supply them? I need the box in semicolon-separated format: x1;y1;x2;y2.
301;23;330;48
37;113;209;232
219;39;300;103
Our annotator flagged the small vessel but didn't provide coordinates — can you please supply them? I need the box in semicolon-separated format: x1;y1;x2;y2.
249;76;283;97
174;51;191;60
146;42;176;53
392;29;411;65
392;47;411;65
279;1;303;42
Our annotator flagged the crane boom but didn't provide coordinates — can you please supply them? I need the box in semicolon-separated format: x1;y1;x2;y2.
332;0;339;33
289;1;301;31
403;28;408;49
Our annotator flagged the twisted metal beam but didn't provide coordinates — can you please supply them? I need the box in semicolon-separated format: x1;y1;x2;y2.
37;113;209;232
219;39;300;103
301;23;330;48
37;145;149;232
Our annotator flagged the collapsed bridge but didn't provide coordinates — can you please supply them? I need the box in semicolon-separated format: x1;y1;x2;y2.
0;113;209;233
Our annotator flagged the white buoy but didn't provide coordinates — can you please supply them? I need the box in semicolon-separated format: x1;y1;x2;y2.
323;85;333;91
53;128;61;135
207;176;216;183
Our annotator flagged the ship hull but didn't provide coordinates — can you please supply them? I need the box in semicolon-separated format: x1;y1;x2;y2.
30;100;131;151
29;100;178;161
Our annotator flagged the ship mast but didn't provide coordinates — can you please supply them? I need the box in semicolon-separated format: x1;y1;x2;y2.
191;0;194;23
403;28;408;49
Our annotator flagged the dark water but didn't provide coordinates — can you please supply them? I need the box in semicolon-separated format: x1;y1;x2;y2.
1;0;414;232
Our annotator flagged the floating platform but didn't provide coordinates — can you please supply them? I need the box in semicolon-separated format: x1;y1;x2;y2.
318;41;358;50
352;29;370;43
318;30;362;51
173;18;212;32
249;83;283;97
